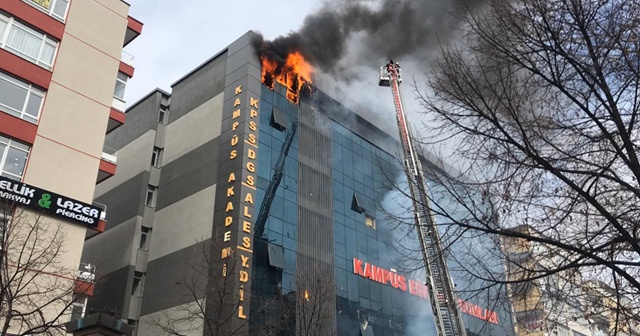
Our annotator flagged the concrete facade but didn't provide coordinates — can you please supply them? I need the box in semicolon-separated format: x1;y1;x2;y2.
0;0;141;334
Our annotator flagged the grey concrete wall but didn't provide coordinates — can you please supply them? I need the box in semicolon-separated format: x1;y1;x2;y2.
162;92;223;165
138;301;205;336
149;185;216;261
95;171;149;229
155;138;219;211
107;90;167;150
83;217;138;275
96;129;156;198
139;241;210;316
170;53;227;124
87;265;134;317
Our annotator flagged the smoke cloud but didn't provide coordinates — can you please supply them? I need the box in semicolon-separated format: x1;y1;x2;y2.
253;0;481;75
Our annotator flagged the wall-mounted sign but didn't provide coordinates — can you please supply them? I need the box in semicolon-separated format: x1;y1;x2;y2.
353;257;499;324
353;258;429;299
215;83;260;323
0;176;102;227
458;299;499;324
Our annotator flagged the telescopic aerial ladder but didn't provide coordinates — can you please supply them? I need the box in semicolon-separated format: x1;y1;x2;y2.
378;62;467;336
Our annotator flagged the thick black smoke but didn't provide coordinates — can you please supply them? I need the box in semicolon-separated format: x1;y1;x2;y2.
252;0;481;73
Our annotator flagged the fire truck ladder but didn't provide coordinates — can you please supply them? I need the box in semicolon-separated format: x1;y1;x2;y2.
378;63;467;336
254;121;297;240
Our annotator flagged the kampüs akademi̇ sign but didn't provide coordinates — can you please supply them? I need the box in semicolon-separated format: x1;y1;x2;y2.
0;176;102;226
353;258;499;324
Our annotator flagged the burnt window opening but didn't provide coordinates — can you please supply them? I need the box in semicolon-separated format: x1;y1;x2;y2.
351;192;374;214
351;193;365;214
267;243;285;270
271;107;288;131
360;323;375;336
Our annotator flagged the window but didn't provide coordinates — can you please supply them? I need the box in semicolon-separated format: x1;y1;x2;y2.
145;185;156;207
365;215;376;230
0;135;29;181
139;227;150;249
151;147;163;167
0;14;58;69
0;71;44;123
113;72;128;100
25;0;70;21
158;107;168;124
131;271;144;296
271;107;288;131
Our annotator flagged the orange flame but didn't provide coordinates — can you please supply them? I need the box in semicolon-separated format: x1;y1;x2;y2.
260;51;313;103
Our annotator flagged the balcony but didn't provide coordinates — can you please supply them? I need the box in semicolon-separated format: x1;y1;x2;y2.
101;146;117;163
119;50;135;78
97;146;117;183
107;107;125;134
123;16;142;47
74;263;96;297
112;97;126;113
121;50;134;67
515;309;546;332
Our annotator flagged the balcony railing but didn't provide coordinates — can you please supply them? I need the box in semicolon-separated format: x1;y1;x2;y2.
121;50;135;67
77;263;96;283
92;202;107;220
112;97;126;112
101;146;117;164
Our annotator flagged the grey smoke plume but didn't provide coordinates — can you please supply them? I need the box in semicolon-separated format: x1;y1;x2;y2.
253;0;480;74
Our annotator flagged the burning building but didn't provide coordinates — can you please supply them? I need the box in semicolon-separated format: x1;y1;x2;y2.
81;31;516;336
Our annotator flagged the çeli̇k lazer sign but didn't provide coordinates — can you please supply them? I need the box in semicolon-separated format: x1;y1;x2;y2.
0;176;102;227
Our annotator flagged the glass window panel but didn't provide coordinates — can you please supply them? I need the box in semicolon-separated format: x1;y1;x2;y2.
53;0;69;19
7;25;41;61
117;72;129;82
0;20;7;38
25;93;42;119
3;147;28;177
114;81;126;99
22;115;37;124
0;78;28;113
10;140;29;151
40;42;56;66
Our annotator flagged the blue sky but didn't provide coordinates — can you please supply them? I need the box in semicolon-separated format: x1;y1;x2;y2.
123;0;323;105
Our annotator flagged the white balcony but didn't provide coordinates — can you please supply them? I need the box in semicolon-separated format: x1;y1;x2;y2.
121;50;135;67
112;97;126;112
101;146;117;164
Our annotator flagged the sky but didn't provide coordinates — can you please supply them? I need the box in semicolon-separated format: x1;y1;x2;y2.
123;0;324;106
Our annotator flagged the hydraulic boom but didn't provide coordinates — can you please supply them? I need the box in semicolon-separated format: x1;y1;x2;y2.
254;121;297;240
379;61;467;336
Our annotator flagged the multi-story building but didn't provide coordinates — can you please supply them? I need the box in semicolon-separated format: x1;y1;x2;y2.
82;31;515;336
0;0;141;333
502;225;640;336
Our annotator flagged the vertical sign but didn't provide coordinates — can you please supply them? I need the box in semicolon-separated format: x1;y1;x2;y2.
213;81;260;333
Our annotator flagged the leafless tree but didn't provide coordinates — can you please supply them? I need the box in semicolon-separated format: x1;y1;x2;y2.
402;0;640;333
288;263;336;336
146;239;338;336
0;200;86;336
144;240;256;336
